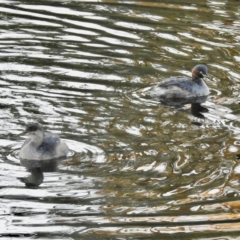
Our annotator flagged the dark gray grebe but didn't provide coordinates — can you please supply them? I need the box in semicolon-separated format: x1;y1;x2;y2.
150;64;210;99
19;123;69;160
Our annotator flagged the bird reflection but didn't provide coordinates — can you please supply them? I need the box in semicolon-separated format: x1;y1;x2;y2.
190;103;209;126
153;95;209;125
155;95;208;107
191;103;208;118
19;155;65;188
18;167;44;188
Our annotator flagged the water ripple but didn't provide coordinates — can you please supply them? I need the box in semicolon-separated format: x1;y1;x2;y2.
0;0;240;238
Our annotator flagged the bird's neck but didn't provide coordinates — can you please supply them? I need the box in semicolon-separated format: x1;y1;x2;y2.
30;131;45;148
192;77;203;84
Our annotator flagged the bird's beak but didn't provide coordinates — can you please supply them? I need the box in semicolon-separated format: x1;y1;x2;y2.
201;71;210;79
204;74;210;79
18;129;28;137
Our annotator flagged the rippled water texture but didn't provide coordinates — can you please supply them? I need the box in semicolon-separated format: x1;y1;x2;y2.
0;0;240;239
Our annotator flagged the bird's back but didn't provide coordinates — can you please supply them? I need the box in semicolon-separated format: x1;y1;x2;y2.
151;75;209;99
38;132;68;159
157;76;194;90
39;133;60;153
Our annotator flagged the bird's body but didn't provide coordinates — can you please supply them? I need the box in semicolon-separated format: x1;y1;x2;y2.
19;123;68;161
150;64;210;99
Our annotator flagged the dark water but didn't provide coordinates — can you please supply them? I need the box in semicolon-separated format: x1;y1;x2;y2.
0;0;240;239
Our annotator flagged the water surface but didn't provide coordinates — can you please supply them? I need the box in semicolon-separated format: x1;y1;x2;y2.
0;0;240;239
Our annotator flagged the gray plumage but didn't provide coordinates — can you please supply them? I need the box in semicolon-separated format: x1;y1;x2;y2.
19;123;68;160
150;64;210;99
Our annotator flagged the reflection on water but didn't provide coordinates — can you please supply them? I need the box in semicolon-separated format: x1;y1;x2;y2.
191;103;209;119
0;0;240;238
19;156;63;188
18;167;44;188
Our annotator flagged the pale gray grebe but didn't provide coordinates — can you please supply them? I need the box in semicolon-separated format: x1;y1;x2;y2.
150;64;210;99
19;123;68;160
